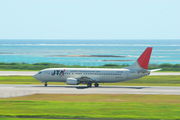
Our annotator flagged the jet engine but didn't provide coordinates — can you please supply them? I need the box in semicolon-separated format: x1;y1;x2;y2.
66;78;78;85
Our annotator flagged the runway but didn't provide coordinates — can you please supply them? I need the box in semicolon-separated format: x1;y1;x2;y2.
0;71;180;76
0;84;180;98
0;71;37;76
0;71;180;98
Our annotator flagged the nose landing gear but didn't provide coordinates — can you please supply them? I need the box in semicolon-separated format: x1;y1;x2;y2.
44;82;48;87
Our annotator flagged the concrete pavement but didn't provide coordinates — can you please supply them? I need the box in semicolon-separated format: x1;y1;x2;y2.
0;84;180;98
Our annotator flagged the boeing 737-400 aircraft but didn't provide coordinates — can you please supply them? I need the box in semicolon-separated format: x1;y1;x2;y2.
33;47;160;87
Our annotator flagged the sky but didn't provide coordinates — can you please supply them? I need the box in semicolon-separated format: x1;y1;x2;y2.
0;0;180;40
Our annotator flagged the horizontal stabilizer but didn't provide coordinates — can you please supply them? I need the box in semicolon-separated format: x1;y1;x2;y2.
148;69;162;72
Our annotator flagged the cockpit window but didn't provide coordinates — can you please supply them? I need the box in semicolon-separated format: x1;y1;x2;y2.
38;72;42;74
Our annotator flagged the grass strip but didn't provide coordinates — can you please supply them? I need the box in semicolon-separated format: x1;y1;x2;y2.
0;94;180;120
0;117;79;120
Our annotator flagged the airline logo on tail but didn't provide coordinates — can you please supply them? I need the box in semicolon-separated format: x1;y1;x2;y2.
137;47;152;69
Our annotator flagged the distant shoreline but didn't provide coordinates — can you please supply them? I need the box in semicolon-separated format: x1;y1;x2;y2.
0;62;179;71
50;55;127;57
0;39;180;65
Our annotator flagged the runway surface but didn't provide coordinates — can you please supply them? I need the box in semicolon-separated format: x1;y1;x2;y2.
0;84;180;98
0;71;180;76
0;71;37;76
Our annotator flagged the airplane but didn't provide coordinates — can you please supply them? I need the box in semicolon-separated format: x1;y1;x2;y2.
33;47;160;87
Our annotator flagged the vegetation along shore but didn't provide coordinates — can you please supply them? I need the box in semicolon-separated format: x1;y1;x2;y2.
0;62;180;71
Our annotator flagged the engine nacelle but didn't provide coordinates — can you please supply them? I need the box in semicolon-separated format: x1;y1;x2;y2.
66;78;78;85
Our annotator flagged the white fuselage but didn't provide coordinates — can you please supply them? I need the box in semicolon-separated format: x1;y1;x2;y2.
34;68;149;84
33;47;153;86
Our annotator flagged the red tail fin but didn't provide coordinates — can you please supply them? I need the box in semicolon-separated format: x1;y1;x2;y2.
137;47;152;69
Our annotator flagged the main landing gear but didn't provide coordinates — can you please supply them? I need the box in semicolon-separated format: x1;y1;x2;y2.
87;82;99;87
44;82;48;87
87;82;92;87
94;83;99;87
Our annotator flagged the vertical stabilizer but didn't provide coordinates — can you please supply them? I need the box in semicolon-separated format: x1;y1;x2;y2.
127;47;153;70
137;47;152;69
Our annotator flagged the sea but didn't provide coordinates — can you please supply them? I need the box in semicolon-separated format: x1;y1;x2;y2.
0;40;180;66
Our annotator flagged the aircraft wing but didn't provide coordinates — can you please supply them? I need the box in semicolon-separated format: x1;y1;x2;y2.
148;69;162;72
77;76;94;84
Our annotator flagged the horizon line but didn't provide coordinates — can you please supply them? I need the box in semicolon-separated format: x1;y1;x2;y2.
0;39;180;41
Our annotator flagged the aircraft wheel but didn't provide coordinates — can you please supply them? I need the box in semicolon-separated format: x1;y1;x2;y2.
94;83;99;87
44;82;48;87
87;82;92;87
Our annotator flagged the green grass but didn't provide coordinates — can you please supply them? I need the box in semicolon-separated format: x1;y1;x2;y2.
107;75;180;86
5;94;180;103
0;94;180;120
0;118;75;120
0;76;39;84
0;75;180;86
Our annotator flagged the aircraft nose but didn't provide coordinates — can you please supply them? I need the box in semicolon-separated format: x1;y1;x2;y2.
33;73;40;80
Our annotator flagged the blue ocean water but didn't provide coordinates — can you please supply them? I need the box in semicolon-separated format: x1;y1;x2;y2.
0;40;180;66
